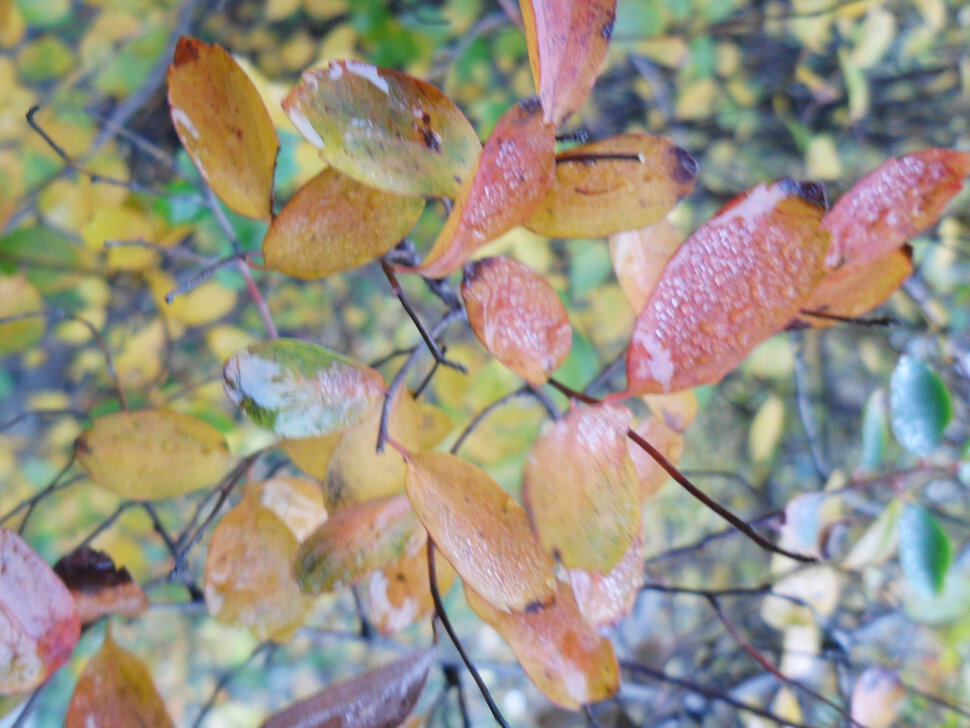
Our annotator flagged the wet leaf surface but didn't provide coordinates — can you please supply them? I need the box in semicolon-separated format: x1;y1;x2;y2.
224;338;385;439
405;451;556;612
0;529;80;694
53;547;149;625
283;60;480;198
75;409;234;501
520;0;617;126
167;36;278;220
626;179;831;394
263;167;424;279
261;648;433;728
889;355;951;456
461;256;571;385
568;535;646;629
465;579;619;709
609;219;684;314
526;134;696;238
416;99;556;278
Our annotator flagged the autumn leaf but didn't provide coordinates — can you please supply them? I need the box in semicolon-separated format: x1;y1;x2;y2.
625;179;831;394
280;432;343;481
415;98;556;278
526;134;697;238
262;649;433;728
609;219;684;314
524;403;640;572
627;415;685;500
53;547;149;626
262;167;425;280
520;0;617;127
252;477;328;541
224;338;385;439
64;631;174;728
167;36;278;221
75;409;234;501
568;535;646;629
405;451;556;612
465;580;619;709
282;60;480;198
0;529;80;694
461;256;571;385
641;389;699;434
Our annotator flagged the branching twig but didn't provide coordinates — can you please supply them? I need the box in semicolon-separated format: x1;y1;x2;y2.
190;642;275;728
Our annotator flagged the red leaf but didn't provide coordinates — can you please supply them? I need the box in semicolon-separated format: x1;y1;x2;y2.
520;0;617;126
53;547;149;626
625;179;831;394
461;256;571;385
0;529;80;694
415;99;556;278
262;648;433;728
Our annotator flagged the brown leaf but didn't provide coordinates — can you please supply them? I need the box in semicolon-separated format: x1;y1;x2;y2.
609;219;684;314
295;494;420;594
205;488;314;641
526;134;697;238
405;451;556;612
568;535;646;629
627;416;684;500
520;0;617;126
0;529;80;694
262;648;433;728
64;631;174;728
167;37;278;220
465;580;619;709
626;179;831;394
263;167;424;279
523;403;640;572
53;547;149;626
461;256;571;385
415;99;556;278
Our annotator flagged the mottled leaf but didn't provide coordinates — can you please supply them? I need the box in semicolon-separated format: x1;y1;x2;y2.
465;580;619;709
224;338;385;439
253;477;328;541
523;403;640;572
405;451;556;612
889;355;951;456
205;488;314;641
295;494;419;594
416;99;556;278
282;60;480;198
899;504;951;597
75;409;234;501
0;529;80;694
53;548;148;626
167;37;278;220
609;219;684;314
568;535;646;629
626;416;684;500
626;179;831;394
823;148;970;267
526;135;696;238
263;167;425;279
64;632;174;728
461;256;571;385
520;0;617;126
261;648;433;728
850;666;905;728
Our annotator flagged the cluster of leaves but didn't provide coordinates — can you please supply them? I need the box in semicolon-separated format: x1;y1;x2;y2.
4;0;970;726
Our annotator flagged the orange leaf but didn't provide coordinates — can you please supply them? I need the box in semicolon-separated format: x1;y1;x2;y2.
520;0;617;126
294;494;419;594
609;218;684;313
415;99;556;278
824;148;970;267
526;134;697;238
568;535;646;629
523;403;640;572
627;416;685;500
625;179;831;394
64;632;174;728
405;451;556;612
53;547;149;626
465;580;619;709
461;256;571;385
282;60;480;198
0;529;80;694
204;489;314;641
796;246;913;328
263;167;424;279
167;37;278;221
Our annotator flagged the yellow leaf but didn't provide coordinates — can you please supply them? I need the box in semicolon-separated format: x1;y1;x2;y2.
0;275;44;355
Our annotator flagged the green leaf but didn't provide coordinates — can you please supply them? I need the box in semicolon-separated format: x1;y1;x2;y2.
889;355;951;456
858;388;888;472
898;504;951;597
223;339;385;439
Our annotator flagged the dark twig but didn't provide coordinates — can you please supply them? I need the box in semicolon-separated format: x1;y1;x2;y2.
443;664;473;728
450;388;530;454
790;330;832;480
901;679;970;720
427;540;512;728
556;153;645;165
0;409;84;432
75;503;137;551
164;252;247;303
190;642;275;728
797;309;901;327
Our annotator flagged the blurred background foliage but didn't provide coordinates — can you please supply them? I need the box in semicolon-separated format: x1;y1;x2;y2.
2;0;970;726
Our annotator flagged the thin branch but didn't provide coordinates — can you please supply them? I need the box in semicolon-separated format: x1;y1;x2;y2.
557;153;646;165
450;388;530;454
164;252;247;303
797;309;901;327
0;408;84;432
901;679;970;720
74;502;136;551
789;330;831;480
190;642;275;728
